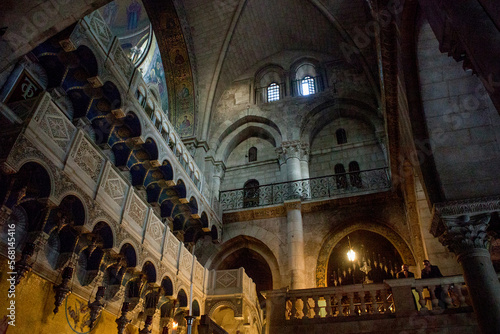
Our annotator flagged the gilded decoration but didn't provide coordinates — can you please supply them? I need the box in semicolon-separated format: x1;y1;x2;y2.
223;205;286;223
315;222;416;287
143;0;196;138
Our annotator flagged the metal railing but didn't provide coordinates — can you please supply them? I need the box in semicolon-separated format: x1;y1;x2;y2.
220;167;390;211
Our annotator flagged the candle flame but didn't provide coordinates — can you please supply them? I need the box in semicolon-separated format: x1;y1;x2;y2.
172;322;178;329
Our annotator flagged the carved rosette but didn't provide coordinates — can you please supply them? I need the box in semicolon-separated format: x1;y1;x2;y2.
439;214;491;256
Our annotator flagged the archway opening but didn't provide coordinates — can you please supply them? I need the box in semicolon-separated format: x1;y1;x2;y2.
326;230;403;286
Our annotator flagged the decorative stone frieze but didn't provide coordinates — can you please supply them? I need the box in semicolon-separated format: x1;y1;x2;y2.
439;214;491;256
431;196;500;236
284;200;301;211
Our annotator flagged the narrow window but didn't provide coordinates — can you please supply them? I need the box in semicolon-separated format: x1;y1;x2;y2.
349;161;362;188
243;179;260;208
336;128;347;145
334;164;347;189
248;147;257;162
267;82;280;102
301;76;315;96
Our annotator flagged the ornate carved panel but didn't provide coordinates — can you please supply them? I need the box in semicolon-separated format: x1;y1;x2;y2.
180;247;193;277
71;137;104;182
147;215;165;244
126;193;147;228
32;97;75;152
194;262;204;288
215;270;237;289
103;166;127;207
165;233;179;265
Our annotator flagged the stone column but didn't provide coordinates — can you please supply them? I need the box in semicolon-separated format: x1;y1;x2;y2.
277;141;303;199
439;214;500;334
299;143;310;199
212;162;225;201
284;200;306;289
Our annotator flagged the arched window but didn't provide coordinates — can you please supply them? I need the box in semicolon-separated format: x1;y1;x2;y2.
349;161;362;188
301;76;316;96
267;83;280;102
248;147;257;162
243;179;259;208
336;128;347;145
334;164;347;189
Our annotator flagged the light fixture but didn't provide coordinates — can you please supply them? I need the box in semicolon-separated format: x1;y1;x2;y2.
347;236;356;262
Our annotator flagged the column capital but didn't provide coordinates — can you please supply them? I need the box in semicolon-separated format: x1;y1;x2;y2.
213;161;226;179
277;141;308;161
299;143;309;162
438;214;491;255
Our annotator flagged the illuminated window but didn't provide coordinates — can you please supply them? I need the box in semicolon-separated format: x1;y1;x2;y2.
267;83;280;102
301;76;315;96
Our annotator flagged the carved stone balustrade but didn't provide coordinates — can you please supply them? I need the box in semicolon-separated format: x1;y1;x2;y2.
263;275;481;334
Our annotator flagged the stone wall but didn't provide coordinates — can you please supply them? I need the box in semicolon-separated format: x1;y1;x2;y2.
310;117;386;178
417;18;500;200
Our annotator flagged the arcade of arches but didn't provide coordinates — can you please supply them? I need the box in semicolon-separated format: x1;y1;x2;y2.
1;0;500;334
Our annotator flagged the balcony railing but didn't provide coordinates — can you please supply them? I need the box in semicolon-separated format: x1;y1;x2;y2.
263;275;476;334
220;167;390;211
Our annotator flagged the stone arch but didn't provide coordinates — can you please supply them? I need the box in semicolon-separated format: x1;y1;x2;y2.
51;193;88;228
207;235;281;289
214;121;282;163
299;99;384;147
315;221;417;287
208;300;239;318
118;240;139;269
12;158;55;200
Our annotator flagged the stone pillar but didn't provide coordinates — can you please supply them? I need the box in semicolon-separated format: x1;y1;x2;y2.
299;143;310;199
277;141;303;199
263;289;287;334
212;162;225;201
284;200;306;289
439;214;500;334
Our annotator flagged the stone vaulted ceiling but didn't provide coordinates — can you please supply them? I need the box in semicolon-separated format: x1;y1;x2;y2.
176;0;380;141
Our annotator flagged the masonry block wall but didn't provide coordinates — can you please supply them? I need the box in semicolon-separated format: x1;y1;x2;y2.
417;18;500;200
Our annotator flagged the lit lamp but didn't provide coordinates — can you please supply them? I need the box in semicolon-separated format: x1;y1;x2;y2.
172;321;178;334
347;236;356;284
347;236;356;262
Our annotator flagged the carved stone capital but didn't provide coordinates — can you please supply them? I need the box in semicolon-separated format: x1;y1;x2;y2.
439;214;491;256
278;141;303;161
213;162;226;179
299;143;310;162
431;196;500;236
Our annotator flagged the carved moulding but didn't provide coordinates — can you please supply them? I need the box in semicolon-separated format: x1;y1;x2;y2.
431;196;500;236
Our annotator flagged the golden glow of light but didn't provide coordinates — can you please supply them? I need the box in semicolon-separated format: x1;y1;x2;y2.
347;249;356;262
172;322;178;329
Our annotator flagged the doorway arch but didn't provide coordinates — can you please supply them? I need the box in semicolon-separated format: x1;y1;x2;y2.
315;222;416;287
